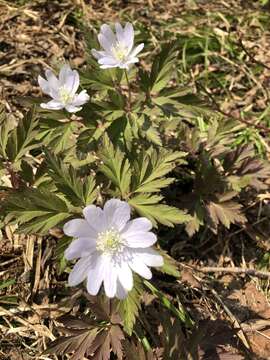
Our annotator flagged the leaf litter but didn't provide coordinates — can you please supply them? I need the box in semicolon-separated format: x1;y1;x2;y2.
1;0;270;359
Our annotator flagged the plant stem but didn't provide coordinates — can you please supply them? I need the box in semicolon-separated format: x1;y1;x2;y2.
124;69;131;112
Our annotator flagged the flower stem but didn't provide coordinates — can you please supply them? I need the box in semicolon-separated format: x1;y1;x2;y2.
124;69;131;112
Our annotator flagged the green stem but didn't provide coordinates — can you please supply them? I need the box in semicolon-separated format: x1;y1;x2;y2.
124;69;131;111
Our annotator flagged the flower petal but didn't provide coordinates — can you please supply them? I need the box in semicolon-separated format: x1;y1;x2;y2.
83;205;107;233
98;56;119;66
91;49;104;60
100;24;116;45
121;218;152;236
104;199;130;231
71;90;89;107
59;65;80;95
98;33;113;53
117;262;133;291
38;75;51;95
116;278;128;299
115;23;125;43
123;23;134;51
63;219;96;238
45;69;59;89
134;248;164;267
65;104;82;113
128;255;152;279
68;257;91;286
130;43;144;58
104;262;117;298
124;232;157;248
86;255;106;296
40;100;64;110
64;237;96;260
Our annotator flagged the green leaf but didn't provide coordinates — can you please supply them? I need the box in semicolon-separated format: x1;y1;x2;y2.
99;134;131;197
118;277;144;335
5;107;39;163
5;188;71;235
46;151;97;207
158;250;181;277
150;42;178;93
129;194;191;227
133;149;186;193
0;106;16;159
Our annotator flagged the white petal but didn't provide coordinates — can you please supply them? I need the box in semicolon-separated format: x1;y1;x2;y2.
115;23;124;43
100;64;119;69
64;237;96;260
117;262;133;291
128;255;152;279
83;205;107;233
100;24;116;45
98;33;113;53
125;57;139;65
116;279;128;300
68;257;91;286
124;23;134;51
98;56;119;66
104;263;117;298
45;69;59;89
63;219;96;238
130;43;144;58
104;199;130;231
65;104;82;113
38;75;51;95
59;65;80;95
40;100;64;110
134;248;164;267
71;90;89;107
91;49;103;60
86;255;106;295
124;232;157;248
121;218;152;236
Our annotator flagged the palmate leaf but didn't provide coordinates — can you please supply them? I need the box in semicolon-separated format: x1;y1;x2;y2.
4;188;71;235
129;194;191;227
99;134;131;197
46;151;97;207
132;149;186;193
118;277;144;336
5;107;39;163
0;106;17;159
205;192;246;234
46;314;125;360
149;41;178;93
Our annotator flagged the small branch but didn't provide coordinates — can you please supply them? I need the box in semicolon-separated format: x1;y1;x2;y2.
237;38;270;72
194;266;270;280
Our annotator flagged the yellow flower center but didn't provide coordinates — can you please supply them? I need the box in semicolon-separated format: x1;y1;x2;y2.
112;43;128;61
59;87;72;104
96;227;123;255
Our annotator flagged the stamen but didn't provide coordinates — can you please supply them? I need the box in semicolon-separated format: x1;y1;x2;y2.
112;43;128;61
96;227;123;255
59;86;72;104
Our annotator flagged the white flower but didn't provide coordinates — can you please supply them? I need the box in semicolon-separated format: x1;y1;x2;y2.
91;23;144;69
38;64;89;113
63;199;163;299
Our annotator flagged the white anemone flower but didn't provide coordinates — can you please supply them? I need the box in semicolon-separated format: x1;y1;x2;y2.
38;64;89;113
91;23;144;69
63;199;163;299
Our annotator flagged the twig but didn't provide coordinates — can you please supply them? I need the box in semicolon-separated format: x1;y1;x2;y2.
194;266;270;280
237;38;270;72
196;82;270;134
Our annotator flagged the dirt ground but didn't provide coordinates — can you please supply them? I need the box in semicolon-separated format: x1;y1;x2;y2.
1;0;270;359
